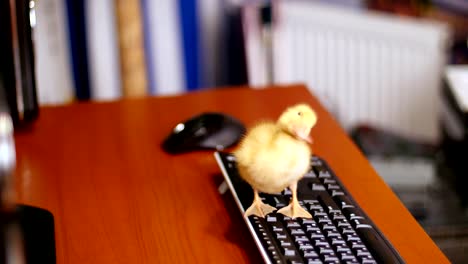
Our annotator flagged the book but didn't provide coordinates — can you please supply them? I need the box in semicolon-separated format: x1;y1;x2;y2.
178;0;202;91
32;0;75;105
65;0;91;100
114;0;148;97
141;0;185;95
198;0;223;88
85;0;122;101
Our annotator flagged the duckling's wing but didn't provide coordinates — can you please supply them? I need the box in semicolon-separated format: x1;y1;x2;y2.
234;122;277;164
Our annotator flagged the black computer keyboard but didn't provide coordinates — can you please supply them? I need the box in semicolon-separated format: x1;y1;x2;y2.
214;152;404;264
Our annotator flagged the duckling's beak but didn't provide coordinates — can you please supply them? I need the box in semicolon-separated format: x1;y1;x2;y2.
298;134;313;144
293;125;313;144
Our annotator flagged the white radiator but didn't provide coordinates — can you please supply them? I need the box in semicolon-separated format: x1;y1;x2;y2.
245;1;451;142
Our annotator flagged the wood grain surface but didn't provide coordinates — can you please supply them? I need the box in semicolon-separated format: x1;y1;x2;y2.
13;84;448;263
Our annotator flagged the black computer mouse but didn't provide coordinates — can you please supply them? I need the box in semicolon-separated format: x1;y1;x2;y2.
162;112;246;154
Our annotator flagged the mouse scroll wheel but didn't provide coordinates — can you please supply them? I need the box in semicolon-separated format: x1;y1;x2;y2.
173;123;185;133
194;127;207;137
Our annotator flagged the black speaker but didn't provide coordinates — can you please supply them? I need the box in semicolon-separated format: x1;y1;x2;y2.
0;0;39;126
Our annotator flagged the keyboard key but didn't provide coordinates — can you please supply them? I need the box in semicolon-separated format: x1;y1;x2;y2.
321;224;335;230
318;170;331;178
345;235;362;242
350;243;367;250
331;190;345;197
303;199;319;205
311;234;329;246
350;218;373;229
341;228;356;235
295;235;310;241
323;256;340;263
335;246;352;254
313;212;327;217
312;183;326;191
269;220;284;230
299;244;314;251
312;238;329;247
309;204;323;211
339;254;357;261
296;239;311;246
326;207;341;215
290;229;305;235
281;247;297;256
307;259;323;264
303;250;319;258
330;239;346;246
342;207;362;219
272;196;288;208
285;220;301;228
333;195;355;209
327;184;341;190
272;226;283;232
323;178;336;184
350;215;365;221
276;232;287;240
356;224;373;229
310;233;325;239
336;220;350;227
356;250;373;258
304;170;317;178
306;227;321;235
332;214;347;221
280;240;293;247
319;248;334;255
301;218;317;225
318;194;341;213
305;222;320;229
316;215;331;222
311;158;322;166
266;215;277;222
326;231;341;238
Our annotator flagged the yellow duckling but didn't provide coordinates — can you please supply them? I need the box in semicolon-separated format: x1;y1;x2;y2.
234;104;317;219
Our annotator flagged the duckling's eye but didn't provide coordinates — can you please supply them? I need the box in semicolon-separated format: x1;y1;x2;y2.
298;112;302;116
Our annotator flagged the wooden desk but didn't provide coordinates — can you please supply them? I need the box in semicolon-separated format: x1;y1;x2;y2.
14;84;448;263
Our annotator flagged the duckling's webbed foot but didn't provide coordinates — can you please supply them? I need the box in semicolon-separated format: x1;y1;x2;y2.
277;200;312;219
244;189;277;218
277;182;312;219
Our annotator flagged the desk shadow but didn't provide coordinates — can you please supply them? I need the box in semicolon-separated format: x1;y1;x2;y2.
209;173;263;263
